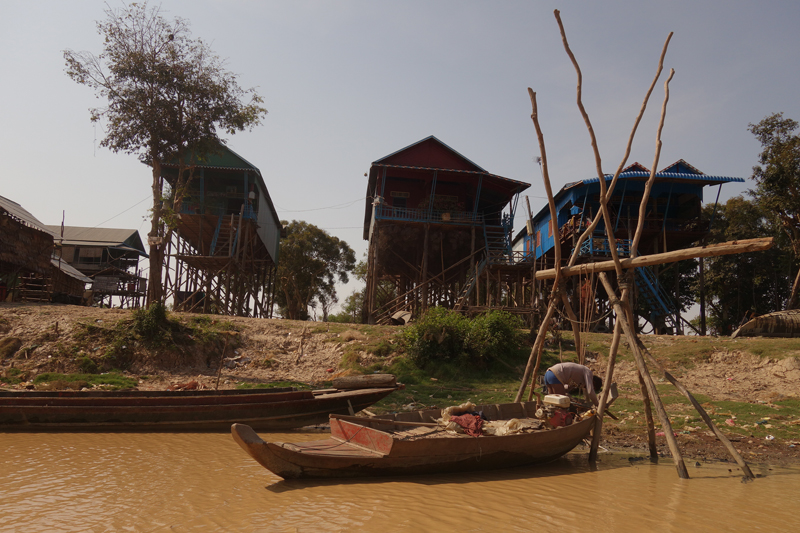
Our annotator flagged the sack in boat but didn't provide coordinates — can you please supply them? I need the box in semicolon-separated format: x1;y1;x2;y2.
439;401;477;421
448;413;483;437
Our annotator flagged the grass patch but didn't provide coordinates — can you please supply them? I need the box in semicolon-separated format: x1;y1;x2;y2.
32;372;137;390
1;367;27;386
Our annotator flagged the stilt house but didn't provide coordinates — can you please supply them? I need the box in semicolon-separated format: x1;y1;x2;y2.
514;160;744;333
161;144;282;317
47;226;148;308
362;136;531;324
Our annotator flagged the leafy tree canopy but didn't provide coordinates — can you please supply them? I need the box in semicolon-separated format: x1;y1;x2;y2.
276;221;356;321
64;1;266;304
701;196;792;334
748;113;800;308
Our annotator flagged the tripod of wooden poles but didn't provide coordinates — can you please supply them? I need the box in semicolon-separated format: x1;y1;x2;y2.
515;10;759;480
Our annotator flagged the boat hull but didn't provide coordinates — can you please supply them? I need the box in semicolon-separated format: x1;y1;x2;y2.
232;404;595;479
0;387;399;431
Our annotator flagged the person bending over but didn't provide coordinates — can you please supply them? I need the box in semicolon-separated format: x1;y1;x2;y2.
544;362;603;406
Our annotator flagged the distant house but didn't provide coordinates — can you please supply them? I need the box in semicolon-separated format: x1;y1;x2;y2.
47;226;148;308
159;143;282;317
362;136;531;324
0;195;90;304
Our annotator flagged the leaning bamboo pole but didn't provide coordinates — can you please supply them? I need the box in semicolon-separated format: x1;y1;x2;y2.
533;238;773;280
633;336;755;478
514;89;565;401
597;272;689;478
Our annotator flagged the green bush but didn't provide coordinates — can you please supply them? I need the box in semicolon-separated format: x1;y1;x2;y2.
132;303;170;340
402;308;525;367
465;310;525;362
77;356;99;374
401;307;469;366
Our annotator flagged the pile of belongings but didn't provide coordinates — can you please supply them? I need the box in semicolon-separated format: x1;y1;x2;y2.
437;402;544;437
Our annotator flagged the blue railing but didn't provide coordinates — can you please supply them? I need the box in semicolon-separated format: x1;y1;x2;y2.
578;235;632;257
635;266;679;331
209;215;224;255
180;201;258;221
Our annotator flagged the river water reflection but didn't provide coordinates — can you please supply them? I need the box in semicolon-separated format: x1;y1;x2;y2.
1;430;798;532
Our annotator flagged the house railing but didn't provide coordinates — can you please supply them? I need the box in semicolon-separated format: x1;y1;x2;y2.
180;201;258;221
374;205;484;225
577;235;632;257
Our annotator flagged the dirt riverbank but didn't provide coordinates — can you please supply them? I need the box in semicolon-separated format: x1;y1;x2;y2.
2;303;798;465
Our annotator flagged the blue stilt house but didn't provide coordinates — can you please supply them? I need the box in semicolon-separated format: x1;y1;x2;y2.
514;160;744;333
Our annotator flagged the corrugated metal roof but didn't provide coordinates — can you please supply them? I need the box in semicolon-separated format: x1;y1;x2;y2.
44;226;147;256
581;171;744;184
0;195;55;235
51;255;92;283
162;144;261;175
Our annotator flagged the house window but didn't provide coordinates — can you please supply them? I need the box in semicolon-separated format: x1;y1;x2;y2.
548;220;553;238
391;191;409;209
536;231;541;248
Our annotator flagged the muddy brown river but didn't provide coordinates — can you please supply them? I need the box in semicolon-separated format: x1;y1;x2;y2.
1;431;798;532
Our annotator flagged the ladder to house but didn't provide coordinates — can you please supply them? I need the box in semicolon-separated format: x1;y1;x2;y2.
483;224;511;263
209;215;240;257
453;258;488;311
634;266;679;333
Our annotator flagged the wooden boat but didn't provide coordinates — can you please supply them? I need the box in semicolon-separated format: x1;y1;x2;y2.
0;375;401;431
232;400;595;479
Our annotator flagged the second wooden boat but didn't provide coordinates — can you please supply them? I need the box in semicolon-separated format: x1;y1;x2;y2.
0;375;402;431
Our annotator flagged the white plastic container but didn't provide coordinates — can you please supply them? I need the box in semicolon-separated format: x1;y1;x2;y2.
543;394;570;408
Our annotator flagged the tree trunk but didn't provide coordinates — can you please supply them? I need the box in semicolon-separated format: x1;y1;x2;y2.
786;264;800;310
147;158;164;306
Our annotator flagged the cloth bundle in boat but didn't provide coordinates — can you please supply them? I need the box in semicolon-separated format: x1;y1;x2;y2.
440;401;477;420
448;413;484;436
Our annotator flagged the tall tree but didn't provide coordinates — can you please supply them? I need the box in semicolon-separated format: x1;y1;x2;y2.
275;221;356;320
701;196;792;334
748;113;800;308
64;2;266;305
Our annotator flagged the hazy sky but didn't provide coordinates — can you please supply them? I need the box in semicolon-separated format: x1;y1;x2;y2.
2;0;799;309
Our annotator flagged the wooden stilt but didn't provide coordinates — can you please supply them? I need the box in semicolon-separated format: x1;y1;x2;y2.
589;319;621;461
598;272;688;478
634;337;755;479
637;370;659;459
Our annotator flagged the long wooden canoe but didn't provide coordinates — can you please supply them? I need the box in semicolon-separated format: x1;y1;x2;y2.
232;401;595;479
0;377;401;431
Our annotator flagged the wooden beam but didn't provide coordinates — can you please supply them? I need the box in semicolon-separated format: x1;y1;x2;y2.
534;238;773;280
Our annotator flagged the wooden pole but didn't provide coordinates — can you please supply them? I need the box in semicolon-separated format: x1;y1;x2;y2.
514;88;563;402
534;238;772;280
598;272;689;479
638;369;659;459
589;319;621;461
633;336;755;479
517;15;674;399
